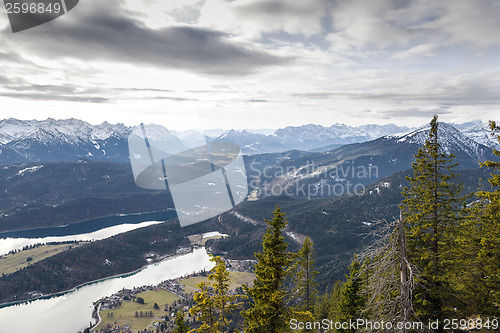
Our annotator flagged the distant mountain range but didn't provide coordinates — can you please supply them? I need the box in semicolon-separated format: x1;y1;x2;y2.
0;118;131;164
1;118;498;295
1;119;498;231
0;118;498;165
214;123;416;153
454;120;500;150
248;122;498;199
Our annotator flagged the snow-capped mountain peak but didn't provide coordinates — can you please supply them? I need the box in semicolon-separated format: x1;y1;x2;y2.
456;121;500;151
0;119;134;164
390;122;492;160
0;118;498;164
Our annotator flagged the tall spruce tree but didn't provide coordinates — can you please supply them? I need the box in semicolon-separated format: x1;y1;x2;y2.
457;120;500;316
336;259;365;333
189;256;246;333
292;237;318;313
174;311;189;333
328;280;343;323
189;281;215;333
209;256;246;332
400;115;464;329
476;121;500;314
242;206;294;333
454;200;493;316
315;290;332;320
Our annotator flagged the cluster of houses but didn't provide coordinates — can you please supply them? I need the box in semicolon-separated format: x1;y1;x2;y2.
226;259;256;272
91;258;254;333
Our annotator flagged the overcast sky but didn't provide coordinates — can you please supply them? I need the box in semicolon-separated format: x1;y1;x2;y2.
1;0;499;129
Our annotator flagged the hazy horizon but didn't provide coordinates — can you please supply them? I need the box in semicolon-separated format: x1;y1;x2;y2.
0;116;492;132
1;1;499;129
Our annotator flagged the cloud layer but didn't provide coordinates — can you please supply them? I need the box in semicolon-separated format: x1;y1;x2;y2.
0;0;499;128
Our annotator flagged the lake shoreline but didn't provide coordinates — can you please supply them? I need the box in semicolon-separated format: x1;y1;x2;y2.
0;246;213;333
0;209;177;239
0;245;194;309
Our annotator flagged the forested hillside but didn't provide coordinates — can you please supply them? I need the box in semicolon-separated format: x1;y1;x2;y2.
173;117;500;333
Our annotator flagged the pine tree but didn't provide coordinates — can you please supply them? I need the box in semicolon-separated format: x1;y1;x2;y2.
292;237;318;313
400;115;464;328
211;256;247;331
328;280;342;323
336;259;365;333
476;121;500;314
242;206;294;333
315;291;331;320
189;256;246;333
174;311;189;333
457;120;500;316
189;281;215;333
453;200;492;316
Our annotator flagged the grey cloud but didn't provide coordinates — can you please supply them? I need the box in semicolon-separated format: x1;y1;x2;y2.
1;1;290;76
433;0;500;48
170;2;203;24
0;76;109;103
6;83;79;94
118;88;173;93
236;0;326;17
1;75;208;103
327;0;500;53
293;71;500;106
0;74;13;85
0;51;23;64
152;96;199;102
377;107;452;119
295;90;500;106
234;0;331;37
0;92;108;103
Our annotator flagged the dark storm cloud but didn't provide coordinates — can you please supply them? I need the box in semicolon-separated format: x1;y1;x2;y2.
1;0;290;76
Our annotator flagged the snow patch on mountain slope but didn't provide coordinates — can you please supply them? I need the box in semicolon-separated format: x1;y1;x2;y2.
388;122;492;159
0;118;131;146
456;121;500;150
16;165;43;176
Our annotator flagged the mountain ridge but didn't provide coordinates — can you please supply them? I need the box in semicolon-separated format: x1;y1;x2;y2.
0;118;497;165
248;122;498;199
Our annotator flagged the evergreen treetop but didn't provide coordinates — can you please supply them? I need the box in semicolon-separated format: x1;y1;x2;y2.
400;115;465;328
242;206;294;333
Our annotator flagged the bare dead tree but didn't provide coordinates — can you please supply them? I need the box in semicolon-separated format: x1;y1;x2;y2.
357;213;420;332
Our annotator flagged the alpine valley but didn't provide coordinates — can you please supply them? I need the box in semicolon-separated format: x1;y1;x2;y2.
0;118;498;304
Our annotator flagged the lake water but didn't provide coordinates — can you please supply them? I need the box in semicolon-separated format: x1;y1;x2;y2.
0;210;176;239
0;221;164;256
0;248;213;333
0;211;177;255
